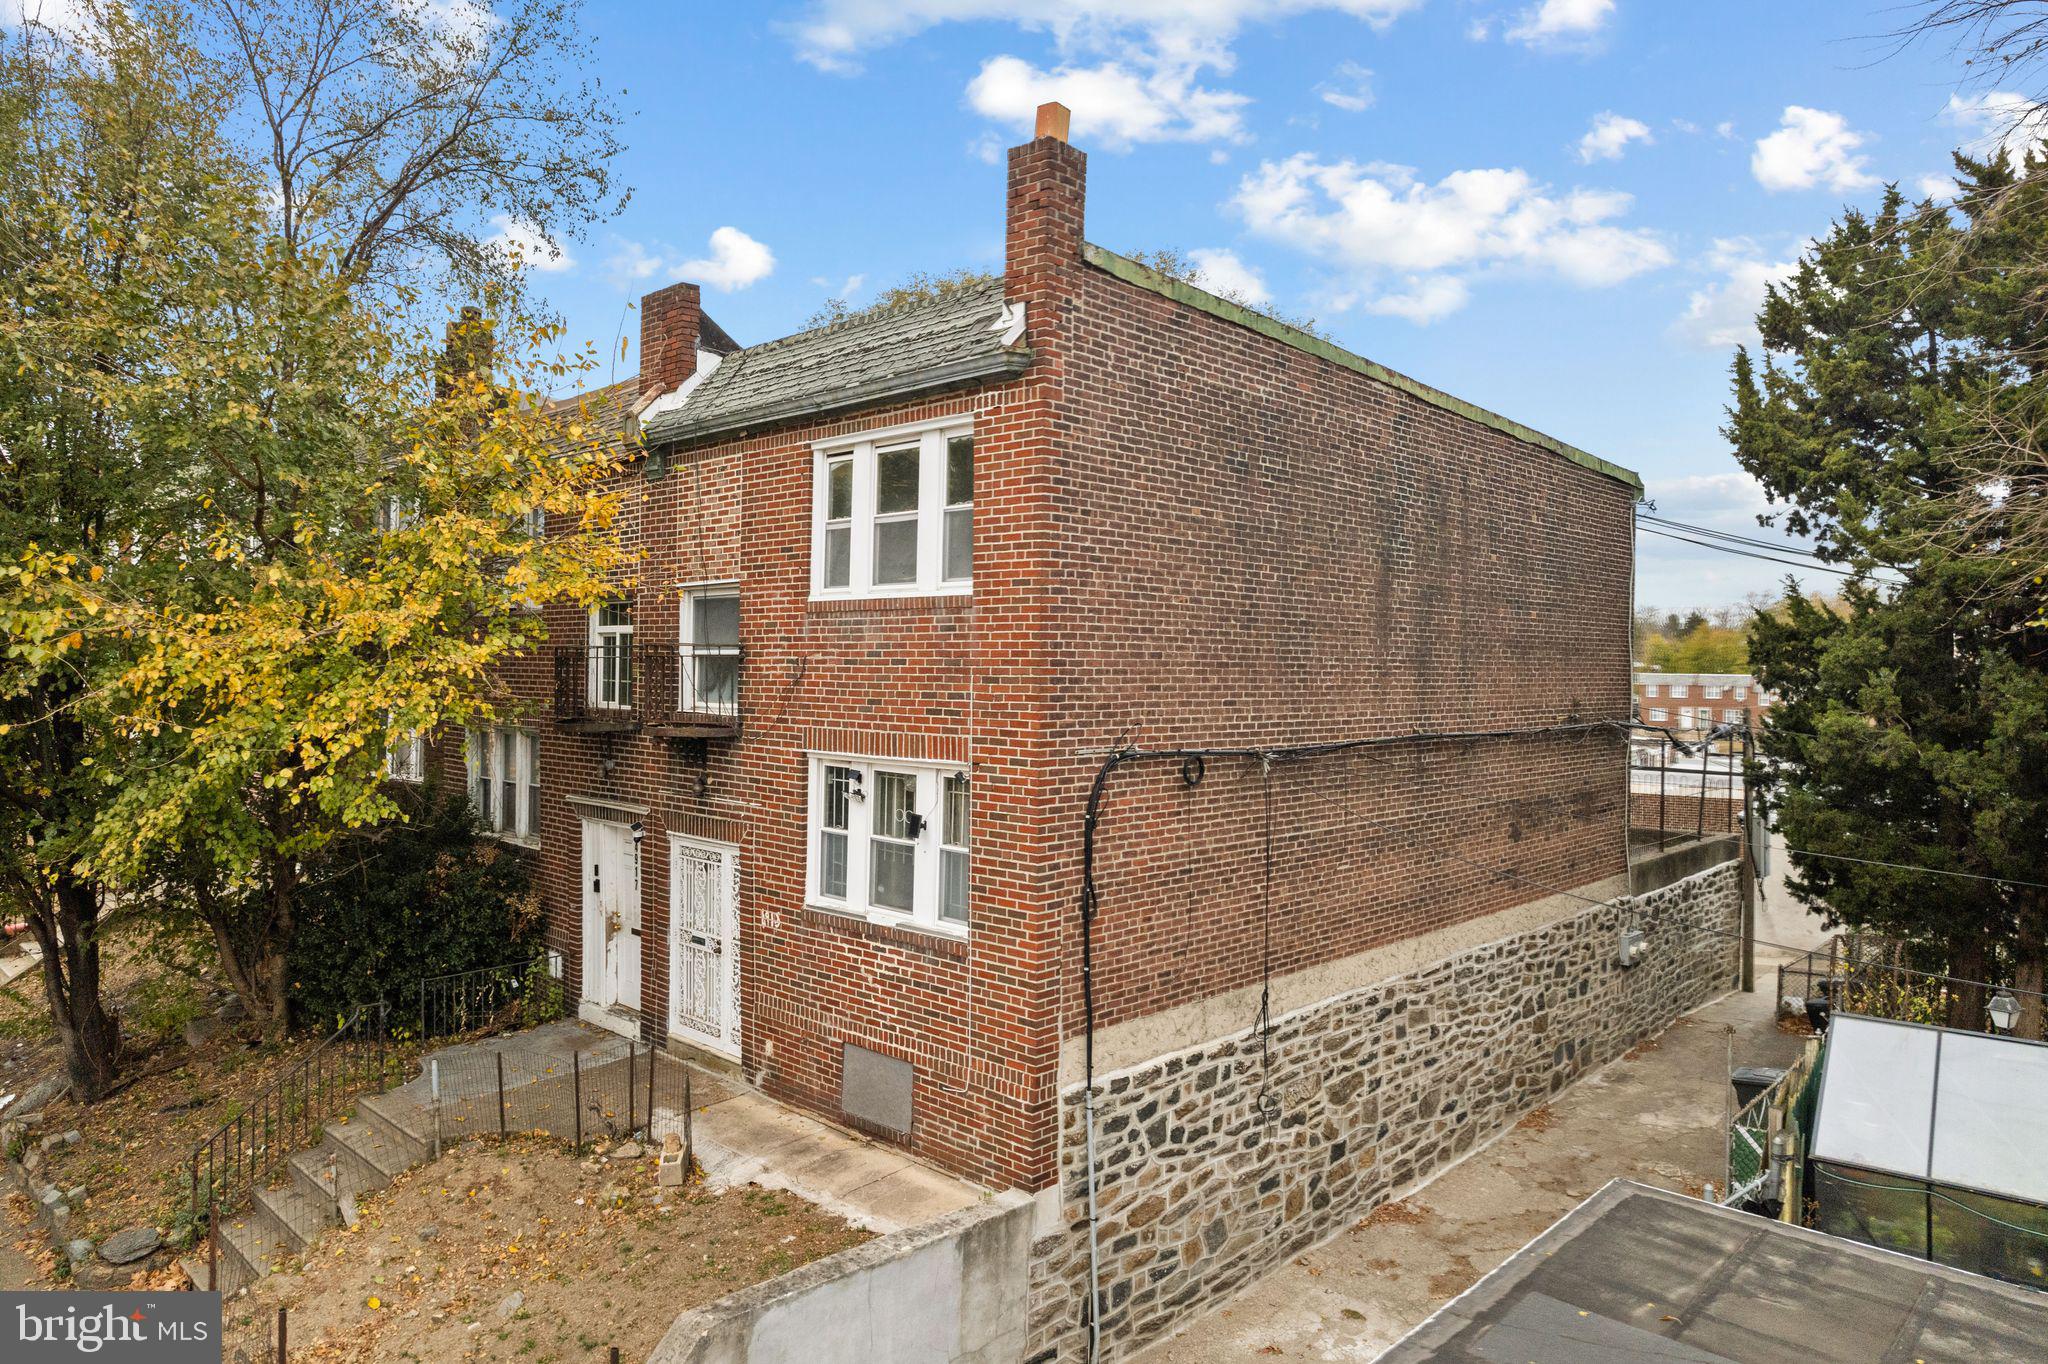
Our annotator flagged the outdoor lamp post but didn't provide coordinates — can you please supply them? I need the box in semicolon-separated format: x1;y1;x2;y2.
1987;990;2020;1034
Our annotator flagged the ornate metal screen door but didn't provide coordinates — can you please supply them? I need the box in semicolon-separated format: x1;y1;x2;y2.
671;836;739;1057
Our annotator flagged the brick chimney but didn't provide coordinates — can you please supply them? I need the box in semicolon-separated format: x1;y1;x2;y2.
436;304;493;402
1005;101;1086;327
639;281;702;401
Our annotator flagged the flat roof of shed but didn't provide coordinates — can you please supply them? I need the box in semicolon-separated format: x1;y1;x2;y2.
1379;1180;2048;1364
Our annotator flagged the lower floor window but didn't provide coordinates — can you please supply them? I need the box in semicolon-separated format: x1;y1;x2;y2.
385;729;426;783
808;754;970;932
467;726;541;844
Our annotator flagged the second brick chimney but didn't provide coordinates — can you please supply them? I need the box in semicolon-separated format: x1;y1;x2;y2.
1005;102;1086;362
639;281;702;401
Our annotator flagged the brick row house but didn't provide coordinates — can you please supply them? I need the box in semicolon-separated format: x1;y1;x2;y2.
421;107;1745;1360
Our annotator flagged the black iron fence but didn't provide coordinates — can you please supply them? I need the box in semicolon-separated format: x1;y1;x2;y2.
186;1004;402;1220
551;642;742;731
417;956;568;1039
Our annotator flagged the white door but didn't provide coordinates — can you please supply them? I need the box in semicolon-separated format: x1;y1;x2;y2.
579;818;642;1033
669;835;740;1059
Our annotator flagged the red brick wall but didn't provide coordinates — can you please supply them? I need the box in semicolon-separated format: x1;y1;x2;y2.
1039;247;1637;1041
430;129;1635;1197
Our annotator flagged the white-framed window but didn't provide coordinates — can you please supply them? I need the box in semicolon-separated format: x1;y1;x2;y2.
1670;683;1689;698
806;754;970;933
1703;685;1724;699
385;726;426;783
376;494;417;534
517;506;546;537
1724;708;1742;723
1642;683;1660;698
589;601;634;709
811;418;974;599
1734;685;1749;701
680;584;740;715
1648;708;1668;723
467;726;541;844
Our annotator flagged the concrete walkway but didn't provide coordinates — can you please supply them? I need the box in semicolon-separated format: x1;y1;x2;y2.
1139;856;1830;1363
411;1020;982;1236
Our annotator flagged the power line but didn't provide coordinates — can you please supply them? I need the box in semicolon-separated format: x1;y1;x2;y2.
1635;523;1872;577
1778;846;2048;893
1637;513;1835;559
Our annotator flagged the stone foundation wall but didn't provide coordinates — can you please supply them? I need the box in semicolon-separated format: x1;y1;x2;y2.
1024;859;1741;1362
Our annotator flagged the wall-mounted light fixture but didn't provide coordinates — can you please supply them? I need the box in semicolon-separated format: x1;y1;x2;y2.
629;820;646;846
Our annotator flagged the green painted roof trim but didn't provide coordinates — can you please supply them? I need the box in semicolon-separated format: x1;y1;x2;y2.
1080;243;1644;494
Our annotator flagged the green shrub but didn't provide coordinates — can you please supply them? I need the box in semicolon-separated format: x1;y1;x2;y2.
289;788;543;1030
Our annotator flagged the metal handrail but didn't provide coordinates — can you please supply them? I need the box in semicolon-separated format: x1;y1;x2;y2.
417;955;565;1039
186;1002;395;1219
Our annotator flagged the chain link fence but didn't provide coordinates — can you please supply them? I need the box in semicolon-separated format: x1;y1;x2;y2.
423;1030;697;1163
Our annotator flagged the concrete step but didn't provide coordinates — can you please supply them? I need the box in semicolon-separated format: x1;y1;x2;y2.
324;1112;414;1194
177;1255;212;1292
252;1179;333;1253
217;1214;283;1292
356;1091;431;1162
287;1144;341;1208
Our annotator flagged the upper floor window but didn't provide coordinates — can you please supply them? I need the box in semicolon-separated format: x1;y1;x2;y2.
1734;686;1749;701
1670;683;1689;698
376;494;417;534
807;754;970;934
1703;685;1724;699
589;601;633;710
681;585;740;715
1642;684;1659;698
812;420;973;599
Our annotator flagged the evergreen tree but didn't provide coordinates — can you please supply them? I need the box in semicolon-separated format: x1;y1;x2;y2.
1733;163;2048;1034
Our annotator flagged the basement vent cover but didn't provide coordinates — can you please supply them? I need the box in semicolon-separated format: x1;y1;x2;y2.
840;1043;915;1136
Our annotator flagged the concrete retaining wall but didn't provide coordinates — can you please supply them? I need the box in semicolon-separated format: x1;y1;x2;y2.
651;1192;1034;1364
1025;858;1744;1361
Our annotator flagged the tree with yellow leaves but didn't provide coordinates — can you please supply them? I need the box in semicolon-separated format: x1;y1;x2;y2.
1;0;626;1081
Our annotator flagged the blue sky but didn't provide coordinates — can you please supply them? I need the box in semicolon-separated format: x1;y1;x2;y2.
40;0;2015;611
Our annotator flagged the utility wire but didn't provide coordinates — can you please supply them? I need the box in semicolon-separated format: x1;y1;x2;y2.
1776;847;2048;893
1636;513;1839;559
1635;523;1873;577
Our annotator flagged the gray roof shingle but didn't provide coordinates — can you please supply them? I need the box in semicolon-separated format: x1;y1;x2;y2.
640;280;1029;445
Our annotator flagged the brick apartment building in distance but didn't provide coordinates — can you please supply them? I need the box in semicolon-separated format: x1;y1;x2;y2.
420;105;1750;1360
1635;671;1774;733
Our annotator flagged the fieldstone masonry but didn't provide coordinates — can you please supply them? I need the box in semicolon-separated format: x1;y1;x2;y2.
1025;858;1742;1361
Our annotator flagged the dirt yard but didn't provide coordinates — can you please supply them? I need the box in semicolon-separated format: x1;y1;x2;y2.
235;1134;872;1363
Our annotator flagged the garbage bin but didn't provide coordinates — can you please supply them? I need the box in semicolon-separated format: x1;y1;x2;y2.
1731;1065;1785;1113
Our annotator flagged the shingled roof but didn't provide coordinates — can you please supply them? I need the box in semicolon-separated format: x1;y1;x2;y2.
640;280;1030;446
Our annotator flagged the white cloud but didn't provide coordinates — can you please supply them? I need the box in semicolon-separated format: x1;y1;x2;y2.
1577;112;1652;163
792;2;1420;148
1316;61;1374;113
1363;275;1470;323
1750;106;1878;193
0;0;86;36
1918;174;1959;201
1940;91;2048;167
967;53;1252;146
484;215;573;273
1186;247;1271;304
1504;0;1613;49
1648;470;1772;522
680;227;776;293
1232;154;1670;322
602;228;777;293
787;0;1422;72
1671;237;1799;350
1715;120;1736;140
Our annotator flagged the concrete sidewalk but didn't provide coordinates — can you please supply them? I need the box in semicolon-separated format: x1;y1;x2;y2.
409;1020;983;1236
1138;871;1827;1363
